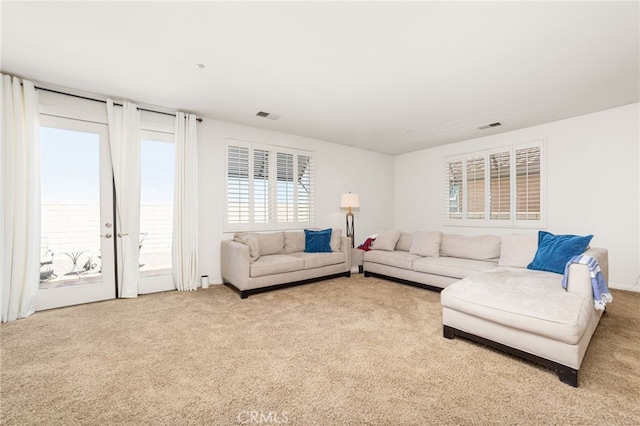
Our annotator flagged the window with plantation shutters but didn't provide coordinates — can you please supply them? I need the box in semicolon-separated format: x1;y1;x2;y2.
227;145;250;225
444;141;544;227
445;160;463;219
490;151;511;220
515;146;541;220
253;149;270;224
276;152;295;223
297;154;313;222
225;139;314;231
466;156;485;219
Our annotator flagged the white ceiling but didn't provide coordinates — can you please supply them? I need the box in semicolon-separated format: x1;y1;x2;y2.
2;1;639;155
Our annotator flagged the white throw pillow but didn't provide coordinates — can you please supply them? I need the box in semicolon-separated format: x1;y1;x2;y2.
409;231;441;257
498;234;539;268
372;230;401;251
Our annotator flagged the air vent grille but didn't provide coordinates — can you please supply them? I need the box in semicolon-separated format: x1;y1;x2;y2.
478;121;503;130
256;111;280;120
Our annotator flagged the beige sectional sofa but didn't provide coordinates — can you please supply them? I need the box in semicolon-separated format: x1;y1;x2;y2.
363;230;609;386
221;229;351;299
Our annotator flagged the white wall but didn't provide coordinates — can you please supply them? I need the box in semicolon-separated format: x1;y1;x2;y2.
394;103;640;289
197;119;395;284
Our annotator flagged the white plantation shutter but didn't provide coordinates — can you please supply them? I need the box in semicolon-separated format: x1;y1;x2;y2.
489;151;511;220
297;154;313;222
445;160;463;219
444;141;543;227
226;144;250;224
253;149;270;224
515;145;541;221
276;152;294;223
466;156;485;219
225;139;314;231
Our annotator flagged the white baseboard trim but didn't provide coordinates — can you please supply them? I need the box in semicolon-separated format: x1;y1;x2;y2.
609;281;640;292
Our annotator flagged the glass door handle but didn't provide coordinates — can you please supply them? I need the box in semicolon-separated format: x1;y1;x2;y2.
102;233;112;238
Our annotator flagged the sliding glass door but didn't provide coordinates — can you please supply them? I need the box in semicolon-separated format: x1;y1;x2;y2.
37;115;116;310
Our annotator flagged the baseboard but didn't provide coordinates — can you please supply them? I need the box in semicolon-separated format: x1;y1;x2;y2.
609;281;640;292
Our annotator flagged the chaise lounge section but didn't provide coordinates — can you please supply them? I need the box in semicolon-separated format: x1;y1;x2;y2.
362;230;609;386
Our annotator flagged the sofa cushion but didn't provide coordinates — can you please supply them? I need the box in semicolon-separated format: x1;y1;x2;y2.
527;231;593;274
290;252;346;269
304;229;332;253
441;267;592;345
498;234;538;268
330;229;342;252
256;232;285;256
372;230;401;251
284;231;305;254
250;254;305;278
234;233;260;262
440;234;500;261
364;250;421;270
395;232;413;252
412;257;497;279
410;231;441;257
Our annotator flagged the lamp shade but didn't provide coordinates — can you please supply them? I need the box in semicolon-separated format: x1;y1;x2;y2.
340;193;360;209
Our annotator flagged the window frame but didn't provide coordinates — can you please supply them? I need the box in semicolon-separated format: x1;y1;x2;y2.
444;139;545;228
223;138;315;232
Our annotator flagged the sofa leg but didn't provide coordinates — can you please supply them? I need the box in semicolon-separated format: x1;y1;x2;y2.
558;366;578;387
364;271;372;278
443;325;455;339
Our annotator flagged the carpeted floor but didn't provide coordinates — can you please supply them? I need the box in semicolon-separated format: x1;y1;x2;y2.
1;275;639;425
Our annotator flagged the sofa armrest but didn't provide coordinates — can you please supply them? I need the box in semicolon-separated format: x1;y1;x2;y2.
339;236;352;269
565;247;608;297
221;239;251;288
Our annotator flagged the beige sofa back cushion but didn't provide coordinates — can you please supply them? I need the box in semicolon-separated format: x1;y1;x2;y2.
372;230;401;251
440;234;501;261
395;232;413;252
498;234;539;268
256;232;285;255
409;231;441;257
284;231;305;254
234;233;261;262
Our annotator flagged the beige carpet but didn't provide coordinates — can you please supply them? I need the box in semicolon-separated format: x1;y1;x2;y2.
1;275;639;425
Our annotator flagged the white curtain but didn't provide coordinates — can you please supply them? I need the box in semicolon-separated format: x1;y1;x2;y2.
106;100;141;298
172;112;199;291
0;74;40;322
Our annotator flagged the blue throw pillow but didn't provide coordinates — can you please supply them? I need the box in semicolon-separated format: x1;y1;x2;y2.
527;231;593;274
304;229;332;253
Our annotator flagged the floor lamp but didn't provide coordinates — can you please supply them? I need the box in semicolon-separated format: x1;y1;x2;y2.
341;192;360;248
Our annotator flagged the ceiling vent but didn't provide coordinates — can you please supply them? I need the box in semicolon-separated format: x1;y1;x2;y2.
256;111;280;120
478;121;503;130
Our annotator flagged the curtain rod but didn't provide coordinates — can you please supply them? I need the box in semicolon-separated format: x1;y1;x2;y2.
34;85;203;123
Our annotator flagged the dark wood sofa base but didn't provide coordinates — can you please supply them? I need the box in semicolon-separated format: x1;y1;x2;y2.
224;271;351;299
443;324;579;387
363;270;444;293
